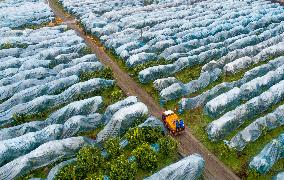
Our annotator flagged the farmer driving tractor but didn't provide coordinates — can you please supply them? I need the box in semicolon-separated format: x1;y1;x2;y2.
162;110;185;135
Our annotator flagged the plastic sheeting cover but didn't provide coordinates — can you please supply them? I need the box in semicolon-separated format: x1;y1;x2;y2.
0;136;94;180
96;102;148;143
145;153;204;180
249;133;284;174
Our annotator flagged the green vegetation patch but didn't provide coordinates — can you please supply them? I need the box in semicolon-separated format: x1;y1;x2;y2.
56;127;179;180
11;84;124;127
0;42;29;50
78;46;93;55
125;126;163;148
180;99;284;179
12;104;66;126
79;67;114;81
14;22;50;30
174;65;202;83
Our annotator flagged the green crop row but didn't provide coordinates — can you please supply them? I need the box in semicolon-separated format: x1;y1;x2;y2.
56;127;178;180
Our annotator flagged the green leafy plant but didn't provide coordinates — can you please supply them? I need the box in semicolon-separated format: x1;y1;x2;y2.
54;125;179;179
108;154;138;180
75;146;105;179
0;42;13;49
125;127;163;148
158;135;178;157
79;46;92;55
17;43;29;49
79;67;114;82
110;88;124;102
101;85;125;108
132;143;158;171
99;67;114;79
248;169;261;178
11;104;65;126
12;111;49;126
104;137;122;159
55;164;76;180
85;171;105;180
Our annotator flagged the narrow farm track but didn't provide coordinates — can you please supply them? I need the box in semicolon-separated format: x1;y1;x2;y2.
48;1;240;179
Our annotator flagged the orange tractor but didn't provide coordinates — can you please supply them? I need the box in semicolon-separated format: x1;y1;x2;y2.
162;110;185;135
48;17;63;27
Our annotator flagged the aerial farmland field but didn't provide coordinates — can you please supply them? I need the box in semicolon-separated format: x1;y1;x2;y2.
1;0;284;179
56;0;284;179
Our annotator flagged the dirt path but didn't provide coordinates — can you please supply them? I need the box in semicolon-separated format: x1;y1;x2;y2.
48;1;240;179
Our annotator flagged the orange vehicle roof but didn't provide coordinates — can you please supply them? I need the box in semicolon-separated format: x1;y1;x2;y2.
165;113;179;131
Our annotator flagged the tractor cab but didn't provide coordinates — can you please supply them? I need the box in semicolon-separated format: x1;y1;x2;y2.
162;110;185;135
48;17;63;27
